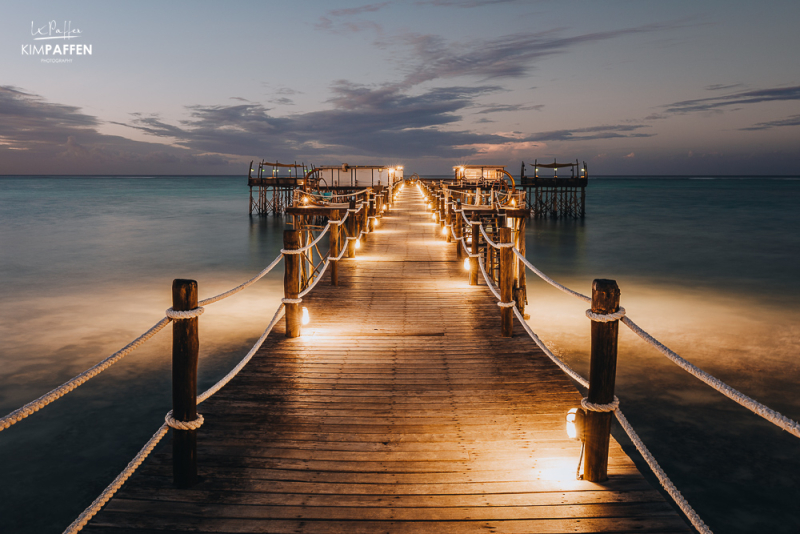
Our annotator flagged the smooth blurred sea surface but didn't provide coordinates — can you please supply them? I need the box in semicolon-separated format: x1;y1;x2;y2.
0;175;798;533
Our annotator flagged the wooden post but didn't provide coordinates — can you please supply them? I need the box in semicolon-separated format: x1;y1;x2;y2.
283;230;302;338
361;196;369;242
445;194;452;243
455;200;463;260
499;228;513;337
470;222;479;286
438;194;445;232
347;200;357;258
584;279;621;482
330;210;340;286
172;279;199;488
369;195;376;232
516;215;527;317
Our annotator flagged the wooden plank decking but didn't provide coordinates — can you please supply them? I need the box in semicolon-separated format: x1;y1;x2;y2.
86;187;690;533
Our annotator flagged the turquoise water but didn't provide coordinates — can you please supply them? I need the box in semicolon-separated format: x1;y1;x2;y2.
0;175;798;533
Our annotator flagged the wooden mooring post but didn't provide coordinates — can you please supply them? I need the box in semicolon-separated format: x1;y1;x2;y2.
470;221;479;286
172;279;199;488
283;230;302;338
361;196;369;242
499;228;513;337
330;209;340;286
445;192;452;243
347;200;357;258
455;200;463;259
584;279;621;482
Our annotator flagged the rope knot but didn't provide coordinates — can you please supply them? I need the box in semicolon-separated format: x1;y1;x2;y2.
581;396;619;412
166;307;204;320
165;411;204;430
497;301;515;308
586;307;626;322
280;248;303;255
281;297;303;304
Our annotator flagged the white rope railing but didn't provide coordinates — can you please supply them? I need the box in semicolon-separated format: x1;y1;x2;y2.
199;254;284;306
305;188;370;202
64;304;286;534
298;259;331;298
621;315;800;439
512;247;591;303
478;257;711;533
479;224;512;249
329;241;349;261
280;223;331;254
513;245;800;439
2;203;355;434
0;317;171;432
477;257;502;302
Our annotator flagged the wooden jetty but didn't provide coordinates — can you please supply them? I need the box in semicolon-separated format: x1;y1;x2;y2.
85;184;690;533
520;160;588;219
249;161;404;215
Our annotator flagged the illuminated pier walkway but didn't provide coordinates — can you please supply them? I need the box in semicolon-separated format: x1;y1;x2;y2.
85;187;689;533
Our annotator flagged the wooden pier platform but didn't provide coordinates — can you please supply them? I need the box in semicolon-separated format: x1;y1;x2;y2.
86;187;690;533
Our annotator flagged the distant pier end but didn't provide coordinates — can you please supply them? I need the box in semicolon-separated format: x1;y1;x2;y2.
520;159;588;219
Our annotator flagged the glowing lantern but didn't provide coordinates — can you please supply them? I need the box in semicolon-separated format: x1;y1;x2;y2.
355;239;361;249
441;226;448;236
301;307;310;325
566;408;585;441
463;258;470;271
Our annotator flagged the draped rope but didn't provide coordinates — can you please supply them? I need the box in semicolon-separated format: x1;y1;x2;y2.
280;223;331;254
0;317;171;432
64;305;286;534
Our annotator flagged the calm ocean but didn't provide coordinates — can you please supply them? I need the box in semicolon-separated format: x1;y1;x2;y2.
0;175;798;533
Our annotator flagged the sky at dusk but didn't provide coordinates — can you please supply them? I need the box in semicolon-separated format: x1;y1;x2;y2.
1;0;799;176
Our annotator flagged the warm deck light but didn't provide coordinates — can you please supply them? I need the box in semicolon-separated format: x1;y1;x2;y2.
303;196;309;204
431;213;436;221
510;198;516;206
463;258;470;270
566;408;585;441
301;307;310;325
355;239;361;249
441;226;448;236
374;218;380;227
507;217;514;228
